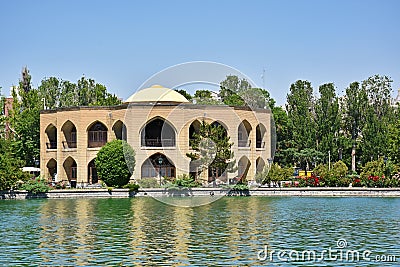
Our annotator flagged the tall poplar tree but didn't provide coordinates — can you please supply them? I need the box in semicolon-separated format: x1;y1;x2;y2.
342;81;368;171
286;80;316;150
359;75;394;162
315;83;341;162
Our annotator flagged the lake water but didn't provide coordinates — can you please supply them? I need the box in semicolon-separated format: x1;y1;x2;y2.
0;197;399;266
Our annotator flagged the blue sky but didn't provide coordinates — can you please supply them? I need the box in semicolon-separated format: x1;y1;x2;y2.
1;0;399;105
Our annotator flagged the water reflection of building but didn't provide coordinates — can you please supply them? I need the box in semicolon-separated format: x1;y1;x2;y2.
40;85;272;186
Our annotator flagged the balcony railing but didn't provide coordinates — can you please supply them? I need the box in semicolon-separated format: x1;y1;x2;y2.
62;141;77;149
256;140;265;148
46;142;57;149
142;138;175;147
238;139;251;147
88;131;107;148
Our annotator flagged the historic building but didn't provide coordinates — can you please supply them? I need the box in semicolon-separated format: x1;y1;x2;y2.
40;85;272;187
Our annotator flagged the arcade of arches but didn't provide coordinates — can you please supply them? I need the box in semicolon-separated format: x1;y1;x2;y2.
40;102;271;186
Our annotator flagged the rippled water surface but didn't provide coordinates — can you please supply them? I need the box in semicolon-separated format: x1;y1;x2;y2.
0;197;399;266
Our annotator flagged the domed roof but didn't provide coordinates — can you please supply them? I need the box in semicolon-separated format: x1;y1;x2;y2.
126;85;190;103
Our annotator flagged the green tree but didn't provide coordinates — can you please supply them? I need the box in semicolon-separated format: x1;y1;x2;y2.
219;75;275;109
286;80;316;151
0;138;29;190
59;80;78;107
219;75;251;104
95;140;135;187
315;83;341;162
342;81;368;171
187;120;236;182
76;77;121;106
0;87;5;135
359;75;394;163
239;87;274;109
39;76;121;108
272;106;293;166
21;66;32;93
8;68;41;166
193;90;220;105
295;148;324;172
38;77;61;109
387;114;400;163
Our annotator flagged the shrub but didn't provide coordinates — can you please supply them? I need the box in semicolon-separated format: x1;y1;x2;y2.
137;178;160;188
298;175;320;187
164;174;201;189
95;140;135;188
313;161;348;187
123;183;140;192
21;177;51;194
261;163;292;186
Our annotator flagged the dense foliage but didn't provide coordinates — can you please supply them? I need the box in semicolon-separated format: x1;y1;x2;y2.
186;120;236;182
164;174;201;189
20;177;51;194
95;140;135;187
0;68;122;190
0;138;29;190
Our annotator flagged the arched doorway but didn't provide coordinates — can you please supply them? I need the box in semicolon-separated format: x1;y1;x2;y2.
88;159;98;184
61;120;77;148
141;117;176;147
238;120;252;147
46;158;57;181
256;157;265;174
141;153;176;183
63;156;77;187
45;124;57;149
87;121;108;148
238;156;251;182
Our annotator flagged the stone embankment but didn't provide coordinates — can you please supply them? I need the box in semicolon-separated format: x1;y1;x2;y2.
1;187;400;199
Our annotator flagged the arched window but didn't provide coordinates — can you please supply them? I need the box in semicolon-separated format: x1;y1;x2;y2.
45;124;57;149
189;120;201;147
88;121;108;148
61;121;77;149
238;120;252;147
112;120;127;141
256;124;266;149
141;118;175;147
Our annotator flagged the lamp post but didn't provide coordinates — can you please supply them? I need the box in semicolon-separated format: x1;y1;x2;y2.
267;158;273;167
384;156;388;178
328;150;331;171
158;157;163;186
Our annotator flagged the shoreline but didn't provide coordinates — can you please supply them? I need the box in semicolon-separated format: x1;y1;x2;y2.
1;187;400;199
